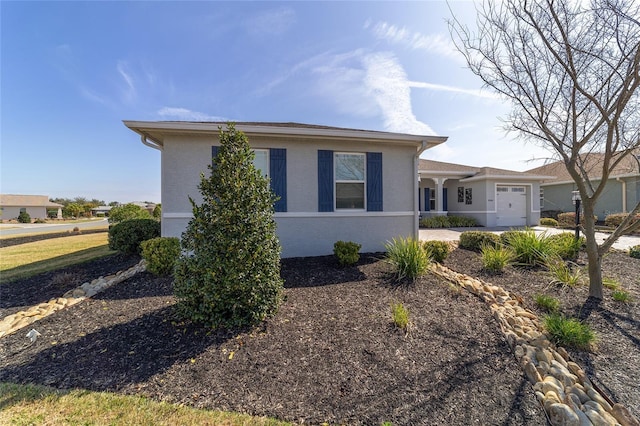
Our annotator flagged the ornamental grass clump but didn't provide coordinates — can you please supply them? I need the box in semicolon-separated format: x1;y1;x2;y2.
501;228;554;266
391;302;409;330
534;294;560;313
612;290;631;303
480;243;515;273
543;314;596;351
173;123;284;329
547;232;584;260
385;237;429;281
544;255;583;287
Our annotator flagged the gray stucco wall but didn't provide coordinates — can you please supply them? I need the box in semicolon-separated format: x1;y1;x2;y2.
542;177;640;221
0;206;47;220
161;134;418;257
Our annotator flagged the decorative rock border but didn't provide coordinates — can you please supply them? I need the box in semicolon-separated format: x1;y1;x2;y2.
0;260;146;339
430;263;639;426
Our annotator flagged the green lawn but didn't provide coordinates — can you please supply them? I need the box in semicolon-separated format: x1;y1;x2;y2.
0;382;290;426
0;233;114;284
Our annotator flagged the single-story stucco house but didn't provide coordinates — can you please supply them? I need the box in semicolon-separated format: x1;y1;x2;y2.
418;160;552;227
0;194;63;220
124;121;447;257
526;152;640;221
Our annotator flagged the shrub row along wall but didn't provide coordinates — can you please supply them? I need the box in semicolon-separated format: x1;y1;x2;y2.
430;263;638;426
0;260;146;338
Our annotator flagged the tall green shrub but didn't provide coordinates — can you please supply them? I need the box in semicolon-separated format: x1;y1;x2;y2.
108;203;152;224
17;211;31;223
173;123;284;329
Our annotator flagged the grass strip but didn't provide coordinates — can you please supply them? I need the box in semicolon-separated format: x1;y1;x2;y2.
0;233;114;284
0;382;290;426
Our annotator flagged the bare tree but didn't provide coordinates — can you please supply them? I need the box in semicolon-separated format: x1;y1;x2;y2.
450;0;640;299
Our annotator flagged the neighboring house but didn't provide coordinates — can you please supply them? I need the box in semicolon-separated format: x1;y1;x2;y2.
418;160;553;227
91;205;113;216
0;194;63;220
124;121;446;257
527;152;640;221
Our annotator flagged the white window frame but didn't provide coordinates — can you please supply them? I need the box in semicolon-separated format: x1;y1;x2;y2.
540;188;544;209
334;152;366;211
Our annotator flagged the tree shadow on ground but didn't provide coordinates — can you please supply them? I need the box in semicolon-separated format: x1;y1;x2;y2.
0;305;235;393
280;254;383;288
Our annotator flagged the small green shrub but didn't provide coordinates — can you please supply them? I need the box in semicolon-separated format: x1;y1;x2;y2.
108;219;161;254
545;255;583;287
333;240;361;266
481;243;516;273
630;245;640;259
604;212;640;227
612;290;631;303
459;231;500;251
548;232;584;260
419;216;450;228
385;237;429;281
141;237;181;276
17;211;31;223
391;302;409;329
602;277;620;290
535;294;560;313
422;240;450;263
540;218;558;227
447;216;478;227
543;314;596;350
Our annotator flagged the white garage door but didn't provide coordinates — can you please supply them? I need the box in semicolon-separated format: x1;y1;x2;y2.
497;186;527;226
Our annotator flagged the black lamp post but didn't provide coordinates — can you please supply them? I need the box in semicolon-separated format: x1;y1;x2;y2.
572;190;581;241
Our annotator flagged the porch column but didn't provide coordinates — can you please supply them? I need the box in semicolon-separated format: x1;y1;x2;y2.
435;178;448;213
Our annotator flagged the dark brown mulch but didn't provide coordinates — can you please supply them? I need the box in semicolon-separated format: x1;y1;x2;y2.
0;253;141;320
444;248;640;420
0;253;546;425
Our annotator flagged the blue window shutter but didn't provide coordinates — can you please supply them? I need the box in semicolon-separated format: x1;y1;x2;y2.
424;188;430;211
443;187;448;211
366;152;383;211
270;148;287;212
318;150;334;212
211;146;220;169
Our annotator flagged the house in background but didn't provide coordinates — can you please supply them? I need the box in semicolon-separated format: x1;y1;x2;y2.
526;153;640;221
125;121;446;257
418;160;553;227
0;194;63;220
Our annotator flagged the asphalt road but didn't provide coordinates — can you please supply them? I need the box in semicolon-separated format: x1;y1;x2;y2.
0;219;109;237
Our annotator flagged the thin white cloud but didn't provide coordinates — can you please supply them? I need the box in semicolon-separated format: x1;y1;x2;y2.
365;20;461;60
408;81;501;100
157;107;227;122
362;52;437;135
117;61;136;103
245;7;296;36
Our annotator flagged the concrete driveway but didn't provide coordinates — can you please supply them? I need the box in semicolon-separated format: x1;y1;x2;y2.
419;226;640;251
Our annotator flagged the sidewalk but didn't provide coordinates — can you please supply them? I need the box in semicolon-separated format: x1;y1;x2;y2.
419;226;640;251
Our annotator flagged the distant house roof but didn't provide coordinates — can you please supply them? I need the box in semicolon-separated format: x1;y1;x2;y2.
419;159;553;182
123;121;448;150
526;151;640;184
0;194;63;208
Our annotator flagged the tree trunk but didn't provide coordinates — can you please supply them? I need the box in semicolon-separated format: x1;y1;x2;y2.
582;200;604;300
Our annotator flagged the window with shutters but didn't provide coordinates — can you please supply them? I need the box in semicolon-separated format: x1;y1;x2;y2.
318;150;382;212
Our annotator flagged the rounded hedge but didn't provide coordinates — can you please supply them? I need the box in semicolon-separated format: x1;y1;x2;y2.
141;237;181;276
459;231;500;251
108;219;161;254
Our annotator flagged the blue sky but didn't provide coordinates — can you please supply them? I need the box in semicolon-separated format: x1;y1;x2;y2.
1;1;551;204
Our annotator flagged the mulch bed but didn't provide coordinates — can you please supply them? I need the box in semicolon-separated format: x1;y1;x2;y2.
0;247;638;424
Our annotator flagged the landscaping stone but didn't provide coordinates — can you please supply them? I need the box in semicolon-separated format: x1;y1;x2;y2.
430;262;636;426
0;260;146;338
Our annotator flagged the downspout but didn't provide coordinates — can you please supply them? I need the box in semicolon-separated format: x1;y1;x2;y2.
616;177;627;213
414;141;429;240
141;135;162;151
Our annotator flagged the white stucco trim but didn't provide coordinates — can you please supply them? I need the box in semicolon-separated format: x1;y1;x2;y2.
164;211;415;219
